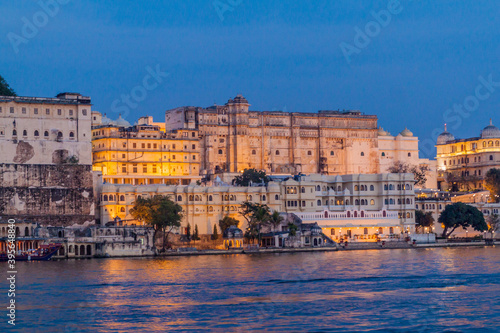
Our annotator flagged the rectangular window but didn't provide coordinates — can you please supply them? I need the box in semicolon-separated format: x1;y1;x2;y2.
133;143;136;148
153;143;157;149
0;107;2;113
193;155;196;160
122;154;125;158
143;164;147;173
122;142;126;148
133;164;137;173
22;107;26;114
152;164;157;173
142;143;145;149
82;109;87;116
172;155;176;160
10;107;14;114
69;110;73;116
122;164;127;173
183;132;188;137
192;144;196;149
46;108;50;115
57;109;62;115
147;143;151;149
173;144;176;149
34;108;38;114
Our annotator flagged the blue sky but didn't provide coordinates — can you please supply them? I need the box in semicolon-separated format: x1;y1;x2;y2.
1;0;499;158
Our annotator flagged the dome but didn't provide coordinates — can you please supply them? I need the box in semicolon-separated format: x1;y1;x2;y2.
481;119;500;139
377;126;391;136
114;115;131;128
399;127;413;137
101;113;113;125
437;124;455;145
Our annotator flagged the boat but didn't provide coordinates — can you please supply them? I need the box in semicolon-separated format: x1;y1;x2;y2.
0;244;62;261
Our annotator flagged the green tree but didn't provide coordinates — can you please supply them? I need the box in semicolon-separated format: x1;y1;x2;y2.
211;224;219;242
233;168;270;187
415;210;435;233
287;222;298;237
388;161;430;187
438;202;487;238
268;211;284;233
218;216;239;233
240;201;270;244
0;75;16;96
485;168;500;202
192;224;200;244
186;223;192;243
130;195;183;251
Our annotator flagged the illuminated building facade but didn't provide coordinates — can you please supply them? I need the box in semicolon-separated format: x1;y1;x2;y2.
436;120;500;191
92;112;202;186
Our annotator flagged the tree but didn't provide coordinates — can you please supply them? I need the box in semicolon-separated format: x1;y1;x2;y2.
240;201;270;244
0;75;16;96
487;214;500;236
485;168;500;202
192;224;200;244
218;216;239;233
287;222;298;237
268;211;284;233
415;210;435;233
186;223;192;243
388;161;430;187
130;195;183;251
438;202;487;238
233;168;270;187
211;224;219;242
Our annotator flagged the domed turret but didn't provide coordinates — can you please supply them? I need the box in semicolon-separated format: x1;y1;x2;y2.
437;124;455;145
114;114;131;128
481;119;500;139
399;127;413;137
378;126;391;136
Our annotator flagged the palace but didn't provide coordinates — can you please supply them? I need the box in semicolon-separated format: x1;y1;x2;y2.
99;173;416;239
436;120;500;191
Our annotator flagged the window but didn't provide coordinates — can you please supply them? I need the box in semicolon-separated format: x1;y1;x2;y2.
408;152;411;157
57;109;62;115
153;143;157;149
142;143;145;149
370;199;375;205
133;164;137;173
46;108;50;115
133;143;136;148
12;130;17;136
0;107;2;113
34;130;39;137
147;143;151;149
192;132;196;137
361;152;364;156
490;155;494;161
252;150;256;155
34;108;38;114
143;164;147;173
370;185;374;191
10;107;14;114
23;130;27;136
307;151;312;156
22;107;27;114
173;144;176;149
330;151;334;156
192;144;196;149
172;155;176;160
317;200;321;206
69;132;75;138
122;164;126;173
44;131;49;137
381;152;385;156
57;132;63;139
275;194;279;200
69;110;73;116
218;149;223;154
276;150;280;155
82;109;87;116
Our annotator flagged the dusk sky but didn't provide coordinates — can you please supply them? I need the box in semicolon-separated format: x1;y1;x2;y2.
1;0;499;158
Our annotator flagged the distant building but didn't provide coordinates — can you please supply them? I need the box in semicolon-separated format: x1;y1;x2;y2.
436;120;500;191
0;93;95;226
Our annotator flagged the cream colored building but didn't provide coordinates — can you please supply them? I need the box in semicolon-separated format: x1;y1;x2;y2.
98;173;416;239
436;120;500;191
92;112;201;186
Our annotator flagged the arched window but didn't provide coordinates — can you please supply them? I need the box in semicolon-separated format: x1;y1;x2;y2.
275;194;279;200
408;152;411;157
12;130;17;136
316;185;321;191
381;152;385;156
262;195;266;201
120;195;125;201
208;195;213;201
354;185;359;191
490;155;494;161
275;150;280;155
252;149;256;155
370;199;375;205
120;207;125;212
69;131;75;138
317;200;321;206
361;152;365;156
389;227;394;234
103;195;108;201
301;187;305;193
307;151;312;156
22;130;27;136
384;184;388;190
330;151;334;156
177;195;182;201
189;195;194;201
370;185;374;191
57;131;63;139
34;130;39;137
355;199;360;205
44;131;49;137
218;149;223;154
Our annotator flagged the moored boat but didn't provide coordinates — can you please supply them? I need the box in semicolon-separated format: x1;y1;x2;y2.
0;244;62;261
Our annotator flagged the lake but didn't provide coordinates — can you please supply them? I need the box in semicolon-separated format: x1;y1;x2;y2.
5;247;500;332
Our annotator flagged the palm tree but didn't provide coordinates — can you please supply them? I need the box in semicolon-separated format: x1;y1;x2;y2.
268;211;283;234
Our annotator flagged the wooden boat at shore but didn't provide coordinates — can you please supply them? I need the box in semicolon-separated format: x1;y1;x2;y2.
0;244;62;261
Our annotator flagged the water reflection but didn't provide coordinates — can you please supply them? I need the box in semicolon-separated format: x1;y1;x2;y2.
10;247;500;332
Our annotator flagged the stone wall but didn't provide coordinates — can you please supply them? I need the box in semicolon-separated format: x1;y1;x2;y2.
0;164;95;226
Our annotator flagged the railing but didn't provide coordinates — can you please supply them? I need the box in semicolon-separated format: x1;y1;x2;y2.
295;210;399;220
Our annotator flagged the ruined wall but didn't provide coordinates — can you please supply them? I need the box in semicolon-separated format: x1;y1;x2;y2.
0;164;95;226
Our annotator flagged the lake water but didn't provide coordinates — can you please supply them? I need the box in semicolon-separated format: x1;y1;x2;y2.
4;247;500;332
